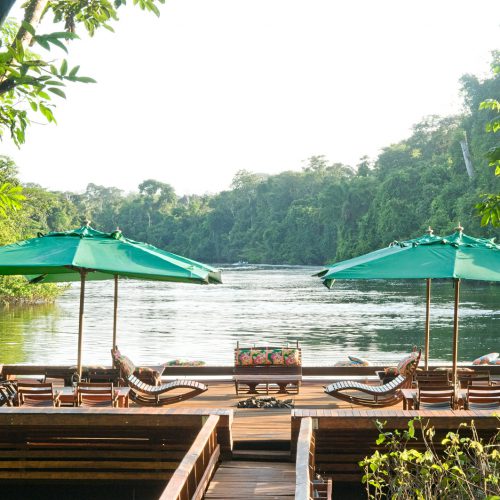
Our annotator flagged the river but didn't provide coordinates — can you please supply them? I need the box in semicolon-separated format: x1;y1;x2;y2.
0;267;499;367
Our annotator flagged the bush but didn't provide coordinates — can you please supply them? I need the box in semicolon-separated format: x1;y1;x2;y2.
0;276;68;305
360;418;500;500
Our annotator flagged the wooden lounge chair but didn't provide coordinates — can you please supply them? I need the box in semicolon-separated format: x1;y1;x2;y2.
0;381;16;407
413;386;455;410
76;382;118;407
414;370;452;387
16;382;60;407
464;385;500;410
125;374;208;406
324;350;421;407
111;347;208;406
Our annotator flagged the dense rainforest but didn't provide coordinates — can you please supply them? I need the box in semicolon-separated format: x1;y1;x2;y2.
1;58;499;278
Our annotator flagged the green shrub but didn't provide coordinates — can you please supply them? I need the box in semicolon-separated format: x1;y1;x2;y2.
0;275;68;305
360;418;500;500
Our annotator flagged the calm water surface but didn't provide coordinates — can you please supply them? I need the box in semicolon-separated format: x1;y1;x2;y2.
0;267;499;367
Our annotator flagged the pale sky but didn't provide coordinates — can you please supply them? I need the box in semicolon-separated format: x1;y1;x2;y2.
3;0;500;196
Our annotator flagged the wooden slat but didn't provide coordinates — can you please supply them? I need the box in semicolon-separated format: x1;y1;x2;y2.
160;414;220;500
295;417;313;500
0;470;173;480
0;459;179;469
206;461;295;498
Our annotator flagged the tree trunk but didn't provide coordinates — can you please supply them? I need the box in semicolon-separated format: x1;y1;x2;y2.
14;0;48;49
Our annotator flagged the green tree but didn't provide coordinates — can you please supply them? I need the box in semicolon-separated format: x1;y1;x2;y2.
0;0;165;146
475;54;500;226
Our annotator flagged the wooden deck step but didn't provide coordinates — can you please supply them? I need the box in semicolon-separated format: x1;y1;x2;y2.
205;460;295;498
232;449;291;461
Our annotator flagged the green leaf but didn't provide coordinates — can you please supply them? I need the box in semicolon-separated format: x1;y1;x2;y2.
48;32;79;41
73;76;97;83
47;88;66;99
34;36;50;51
60;59;68;75
48;38;68;54
21;21;36;37
39;103;55;123
69;65;80;77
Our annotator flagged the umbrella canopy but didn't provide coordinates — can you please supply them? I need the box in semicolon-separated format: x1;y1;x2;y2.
317;231;500;285
0;225;221;284
0;225;222;377
317;229;500;381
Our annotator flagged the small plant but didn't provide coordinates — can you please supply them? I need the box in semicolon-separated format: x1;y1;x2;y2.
360;418;500;500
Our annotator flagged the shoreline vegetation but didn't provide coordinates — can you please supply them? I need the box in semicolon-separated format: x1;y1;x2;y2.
0;276;66;305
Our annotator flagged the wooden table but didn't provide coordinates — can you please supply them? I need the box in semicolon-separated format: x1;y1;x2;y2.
57;386;130;407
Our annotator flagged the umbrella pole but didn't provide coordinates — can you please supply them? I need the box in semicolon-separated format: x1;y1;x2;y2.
452;278;461;386
112;275;118;349
77;271;87;381
424;278;431;370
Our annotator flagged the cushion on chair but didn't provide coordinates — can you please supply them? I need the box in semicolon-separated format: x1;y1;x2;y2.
134;366;162;385
472;352;499;365
235;347;301;366
267;349;285;365
283;348;300;366
164;359;205;366
111;347;136;378
250;348;268;365
348;355;370;366
397;351;419;377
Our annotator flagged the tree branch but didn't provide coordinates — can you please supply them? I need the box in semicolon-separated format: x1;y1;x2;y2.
14;0;49;49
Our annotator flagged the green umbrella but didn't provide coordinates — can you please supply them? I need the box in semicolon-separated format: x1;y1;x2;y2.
0;224;222;378
317;227;500;383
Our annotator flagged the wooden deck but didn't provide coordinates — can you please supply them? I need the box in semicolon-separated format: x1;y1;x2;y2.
205;461;295;499
160;378;383;443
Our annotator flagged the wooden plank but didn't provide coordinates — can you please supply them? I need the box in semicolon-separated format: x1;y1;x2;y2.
295;417;312;500
0;460;179;470
4;363;500;378
0;471;172;480
160;414;220;499
191;444;220;500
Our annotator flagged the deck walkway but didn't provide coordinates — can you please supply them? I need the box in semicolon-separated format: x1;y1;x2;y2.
205;460;295;499
164;378;380;442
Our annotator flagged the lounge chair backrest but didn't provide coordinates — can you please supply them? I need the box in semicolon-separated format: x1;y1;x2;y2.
112;347;163;386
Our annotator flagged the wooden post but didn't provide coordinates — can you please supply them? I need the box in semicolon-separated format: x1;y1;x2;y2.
77;271;87;380
424;278;431;370
112;275;118;349
452;278;461;386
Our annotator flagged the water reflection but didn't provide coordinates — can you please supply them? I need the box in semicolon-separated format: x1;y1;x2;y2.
0;268;498;367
